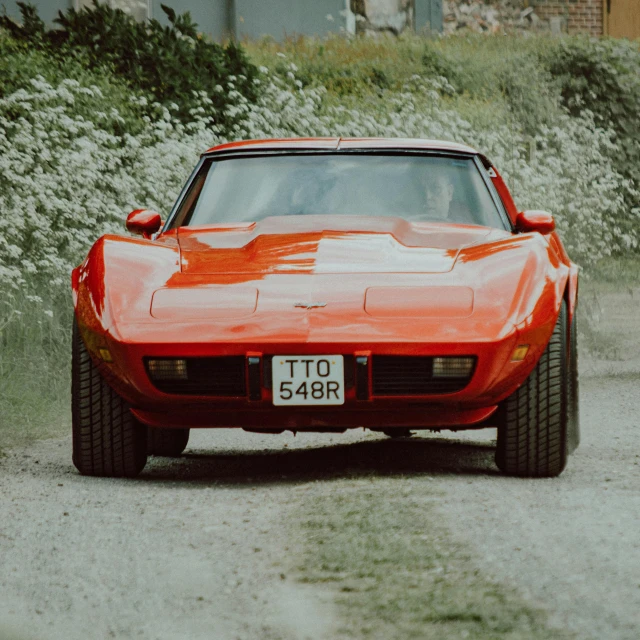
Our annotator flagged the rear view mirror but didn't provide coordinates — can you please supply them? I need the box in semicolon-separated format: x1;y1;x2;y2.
126;209;162;238
516;210;555;235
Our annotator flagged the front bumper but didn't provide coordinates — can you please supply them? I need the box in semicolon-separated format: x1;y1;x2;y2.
131;405;498;430
86;325;546;431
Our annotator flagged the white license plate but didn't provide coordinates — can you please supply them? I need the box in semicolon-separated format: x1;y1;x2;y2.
272;356;344;406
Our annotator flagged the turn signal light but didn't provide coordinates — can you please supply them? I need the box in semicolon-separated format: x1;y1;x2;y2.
511;345;530;362
147;359;188;381
99;348;113;363
432;356;475;378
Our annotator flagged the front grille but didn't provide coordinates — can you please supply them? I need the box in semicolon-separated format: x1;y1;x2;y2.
145;357;246;396
372;356;475;396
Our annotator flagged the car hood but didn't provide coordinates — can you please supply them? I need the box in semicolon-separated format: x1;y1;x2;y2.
177;216;503;275
79;216;566;350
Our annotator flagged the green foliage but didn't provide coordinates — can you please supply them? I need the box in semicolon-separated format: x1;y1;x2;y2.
421;41;460;86
0;288;71;452
546;37;640;141
248;34;564;134
546;36;640;216
0;33;148;135
0;1;259;127
251;35;440;97
445;37;561;134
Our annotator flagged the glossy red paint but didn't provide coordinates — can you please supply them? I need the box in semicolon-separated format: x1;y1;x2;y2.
126;209;162;238
72;138;579;432
486;164;518;225
203;137;478;156
516;210;556;235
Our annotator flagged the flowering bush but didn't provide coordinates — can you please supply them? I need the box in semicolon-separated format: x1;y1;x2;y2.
1;68;637;301
545;37;640;225
0;78;216;290
0;2;258;127
1;34;639;440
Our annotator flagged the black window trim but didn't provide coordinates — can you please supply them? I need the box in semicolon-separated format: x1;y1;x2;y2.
161;156;206;234
472;155;514;232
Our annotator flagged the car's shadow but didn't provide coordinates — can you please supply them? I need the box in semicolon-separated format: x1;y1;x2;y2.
140;435;500;485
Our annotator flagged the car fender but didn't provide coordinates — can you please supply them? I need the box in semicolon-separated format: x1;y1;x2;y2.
73;232;180;350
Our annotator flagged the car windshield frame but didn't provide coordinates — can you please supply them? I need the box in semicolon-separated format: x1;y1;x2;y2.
162;150;512;233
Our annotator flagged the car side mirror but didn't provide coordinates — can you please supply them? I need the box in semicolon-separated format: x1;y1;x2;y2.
126;209;162;238
515;210;555;235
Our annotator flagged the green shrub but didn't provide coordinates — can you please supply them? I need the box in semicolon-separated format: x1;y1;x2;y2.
547;37;640;144
0;1;259;128
0;32;150;135
545;37;640;220
249;34;565;135
2;31;639;450
0;287;71;451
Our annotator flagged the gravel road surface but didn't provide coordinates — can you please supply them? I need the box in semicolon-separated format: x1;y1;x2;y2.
0;374;638;640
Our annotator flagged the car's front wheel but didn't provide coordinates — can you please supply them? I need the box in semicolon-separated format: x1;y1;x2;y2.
495;300;570;478
72;319;147;477
148;428;190;457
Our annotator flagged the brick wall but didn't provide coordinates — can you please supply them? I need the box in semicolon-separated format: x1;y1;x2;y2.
533;0;603;35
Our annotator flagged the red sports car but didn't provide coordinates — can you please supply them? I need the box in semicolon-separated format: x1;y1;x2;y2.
71;138;579;478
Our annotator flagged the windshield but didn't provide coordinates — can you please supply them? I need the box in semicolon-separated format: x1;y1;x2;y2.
172;153;505;229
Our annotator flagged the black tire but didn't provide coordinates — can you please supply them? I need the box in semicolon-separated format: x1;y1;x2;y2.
495;300;569;477
148;428;190;457
72;318;147;477
567;309;580;454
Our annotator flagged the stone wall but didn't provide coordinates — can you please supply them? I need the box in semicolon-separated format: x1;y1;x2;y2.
532;0;603;35
444;0;604;35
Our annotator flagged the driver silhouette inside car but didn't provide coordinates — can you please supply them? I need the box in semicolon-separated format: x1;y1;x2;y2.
415;171;477;225
423;173;454;220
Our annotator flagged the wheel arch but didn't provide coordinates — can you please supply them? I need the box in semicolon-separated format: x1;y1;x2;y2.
565;263;579;325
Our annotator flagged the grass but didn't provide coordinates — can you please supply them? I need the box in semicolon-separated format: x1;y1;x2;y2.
577;257;640;361
0;358;69;454
245;33;563;134
247;33;552;96
293;477;575;639
0;290;72;455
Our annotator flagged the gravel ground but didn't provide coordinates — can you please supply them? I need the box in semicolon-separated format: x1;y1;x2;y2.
428;374;640;640
0;374;638;640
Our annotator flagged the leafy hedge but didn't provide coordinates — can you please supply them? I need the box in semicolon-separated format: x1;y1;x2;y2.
0;1;259;127
546;37;640;235
251;35;640;247
252;35;640;223
1;22;640;298
2;24;640;434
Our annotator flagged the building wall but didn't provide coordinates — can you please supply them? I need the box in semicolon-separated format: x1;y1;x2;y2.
151;0;231;41
234;0;351;39
2;0;443;38
415;0;443;32
532;0;603;35
2;0;70;23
